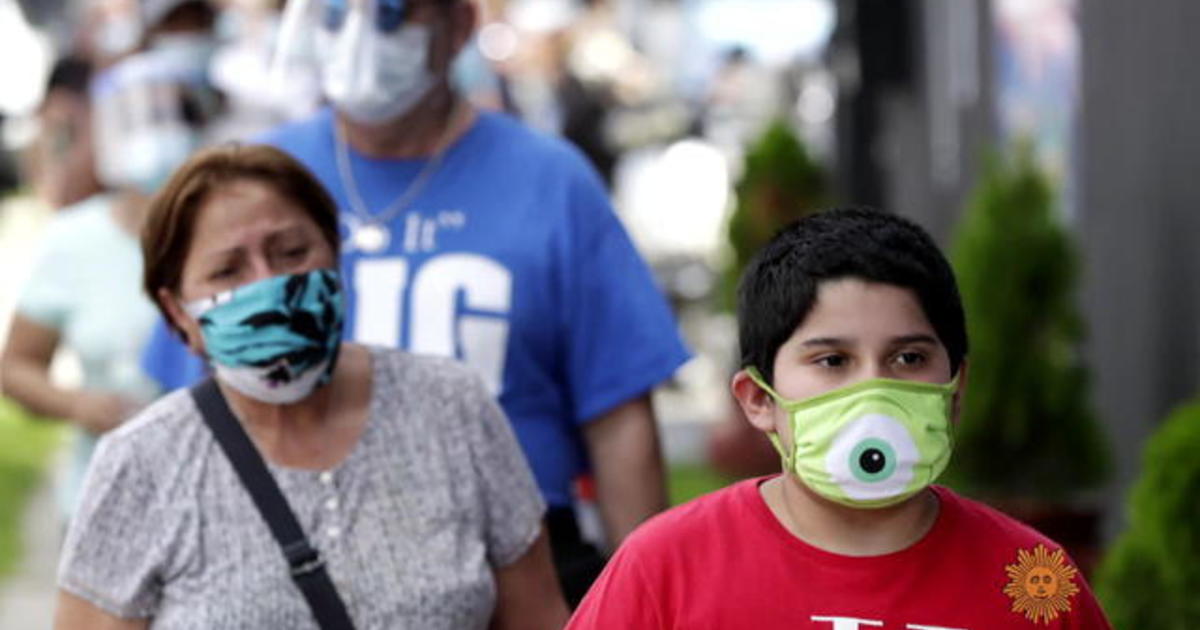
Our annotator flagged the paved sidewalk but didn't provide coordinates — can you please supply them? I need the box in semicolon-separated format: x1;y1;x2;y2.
0;468;62;630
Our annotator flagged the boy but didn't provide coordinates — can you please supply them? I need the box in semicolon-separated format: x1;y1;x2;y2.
566;208;1112;628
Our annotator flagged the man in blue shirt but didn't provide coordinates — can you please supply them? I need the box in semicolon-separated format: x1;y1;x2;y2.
141;0;689;604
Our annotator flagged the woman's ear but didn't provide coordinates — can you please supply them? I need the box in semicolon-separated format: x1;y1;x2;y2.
730;369;779;433
157;287;205;356
950;360;969;425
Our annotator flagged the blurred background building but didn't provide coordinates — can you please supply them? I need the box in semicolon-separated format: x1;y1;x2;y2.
2;0;1199;625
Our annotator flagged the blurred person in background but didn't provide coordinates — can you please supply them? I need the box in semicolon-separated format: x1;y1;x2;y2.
90;0;222;202
79;0;217;66
551;25;618;187
207;0;325;141
54;144;568;629
0;0;221;520
138;0;690;606
504;0;658;188
701;45;783;164
26;56;103;211
131;0;217;53
77;0;144;67
0;52;162;521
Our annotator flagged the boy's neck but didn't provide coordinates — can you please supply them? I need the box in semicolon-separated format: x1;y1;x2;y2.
761;474;941;557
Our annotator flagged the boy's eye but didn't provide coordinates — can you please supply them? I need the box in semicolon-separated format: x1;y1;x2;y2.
814;354;847;368
894;351;926;366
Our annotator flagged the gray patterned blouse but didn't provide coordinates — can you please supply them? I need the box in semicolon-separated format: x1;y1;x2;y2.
58;347;546;629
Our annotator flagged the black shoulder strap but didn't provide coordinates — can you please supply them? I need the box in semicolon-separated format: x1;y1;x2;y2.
190;378;356;630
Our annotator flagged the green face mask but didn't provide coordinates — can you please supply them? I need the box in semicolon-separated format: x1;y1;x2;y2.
746;367;959;509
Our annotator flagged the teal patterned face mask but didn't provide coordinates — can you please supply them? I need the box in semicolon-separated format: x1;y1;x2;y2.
746;367;958;509
185;269;345;404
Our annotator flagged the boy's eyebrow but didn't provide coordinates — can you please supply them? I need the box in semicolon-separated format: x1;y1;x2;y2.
890;334;940;345
799;334;940;348
799;337;848;348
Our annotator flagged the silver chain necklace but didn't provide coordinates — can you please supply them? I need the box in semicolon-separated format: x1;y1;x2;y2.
333;102;464;254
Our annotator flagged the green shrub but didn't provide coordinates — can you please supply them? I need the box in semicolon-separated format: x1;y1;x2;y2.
667;463;733;506
945;146;1109;501
720;119;827;310
1094;402;1200;628
0;397;62;579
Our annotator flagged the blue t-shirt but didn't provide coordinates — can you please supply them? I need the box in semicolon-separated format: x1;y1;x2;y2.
142;109;690;507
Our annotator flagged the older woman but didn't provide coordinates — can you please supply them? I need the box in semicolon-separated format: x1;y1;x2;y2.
53;145;568;629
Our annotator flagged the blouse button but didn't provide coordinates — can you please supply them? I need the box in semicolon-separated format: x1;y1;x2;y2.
327;526;341;539
325;498;339;511
319;471;334;485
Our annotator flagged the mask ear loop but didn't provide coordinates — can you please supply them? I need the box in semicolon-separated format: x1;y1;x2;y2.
744;366;797;470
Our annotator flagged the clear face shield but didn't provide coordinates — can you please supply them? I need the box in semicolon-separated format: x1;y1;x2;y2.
91;45;221;195
273;0;438;124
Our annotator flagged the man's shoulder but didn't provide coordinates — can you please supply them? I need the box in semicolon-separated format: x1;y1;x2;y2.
472;111;595;171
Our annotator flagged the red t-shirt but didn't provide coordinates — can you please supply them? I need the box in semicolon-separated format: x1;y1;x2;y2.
567;477;1112;629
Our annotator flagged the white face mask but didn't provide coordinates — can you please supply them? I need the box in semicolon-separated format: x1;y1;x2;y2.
113;124;200;195
149;32;218;75
210;358;334;405
96;13;142;57
318;11;436;125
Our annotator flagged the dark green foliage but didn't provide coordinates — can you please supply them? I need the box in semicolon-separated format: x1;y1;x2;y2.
945;147;1109;500
1093;402;1200;629
721;120;827;310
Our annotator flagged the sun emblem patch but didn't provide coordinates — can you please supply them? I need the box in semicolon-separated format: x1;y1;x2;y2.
1003;544;1080;625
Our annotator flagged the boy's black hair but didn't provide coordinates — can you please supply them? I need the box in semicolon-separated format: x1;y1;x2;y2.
737;206;967;384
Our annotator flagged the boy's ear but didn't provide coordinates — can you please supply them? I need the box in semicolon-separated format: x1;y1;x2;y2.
731;369;779;433
950;360;969;424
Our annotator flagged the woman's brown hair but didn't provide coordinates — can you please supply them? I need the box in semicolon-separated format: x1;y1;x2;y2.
141;144;340;329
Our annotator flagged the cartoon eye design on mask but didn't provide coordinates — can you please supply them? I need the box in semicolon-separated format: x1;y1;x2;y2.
824;413;919;500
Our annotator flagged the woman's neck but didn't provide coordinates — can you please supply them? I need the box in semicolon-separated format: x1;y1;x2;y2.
218;344;372;470
762;474;941;557
339;84;475;159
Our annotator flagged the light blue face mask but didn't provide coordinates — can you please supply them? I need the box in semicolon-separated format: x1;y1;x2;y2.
316;0;436;124
185;269;345;404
